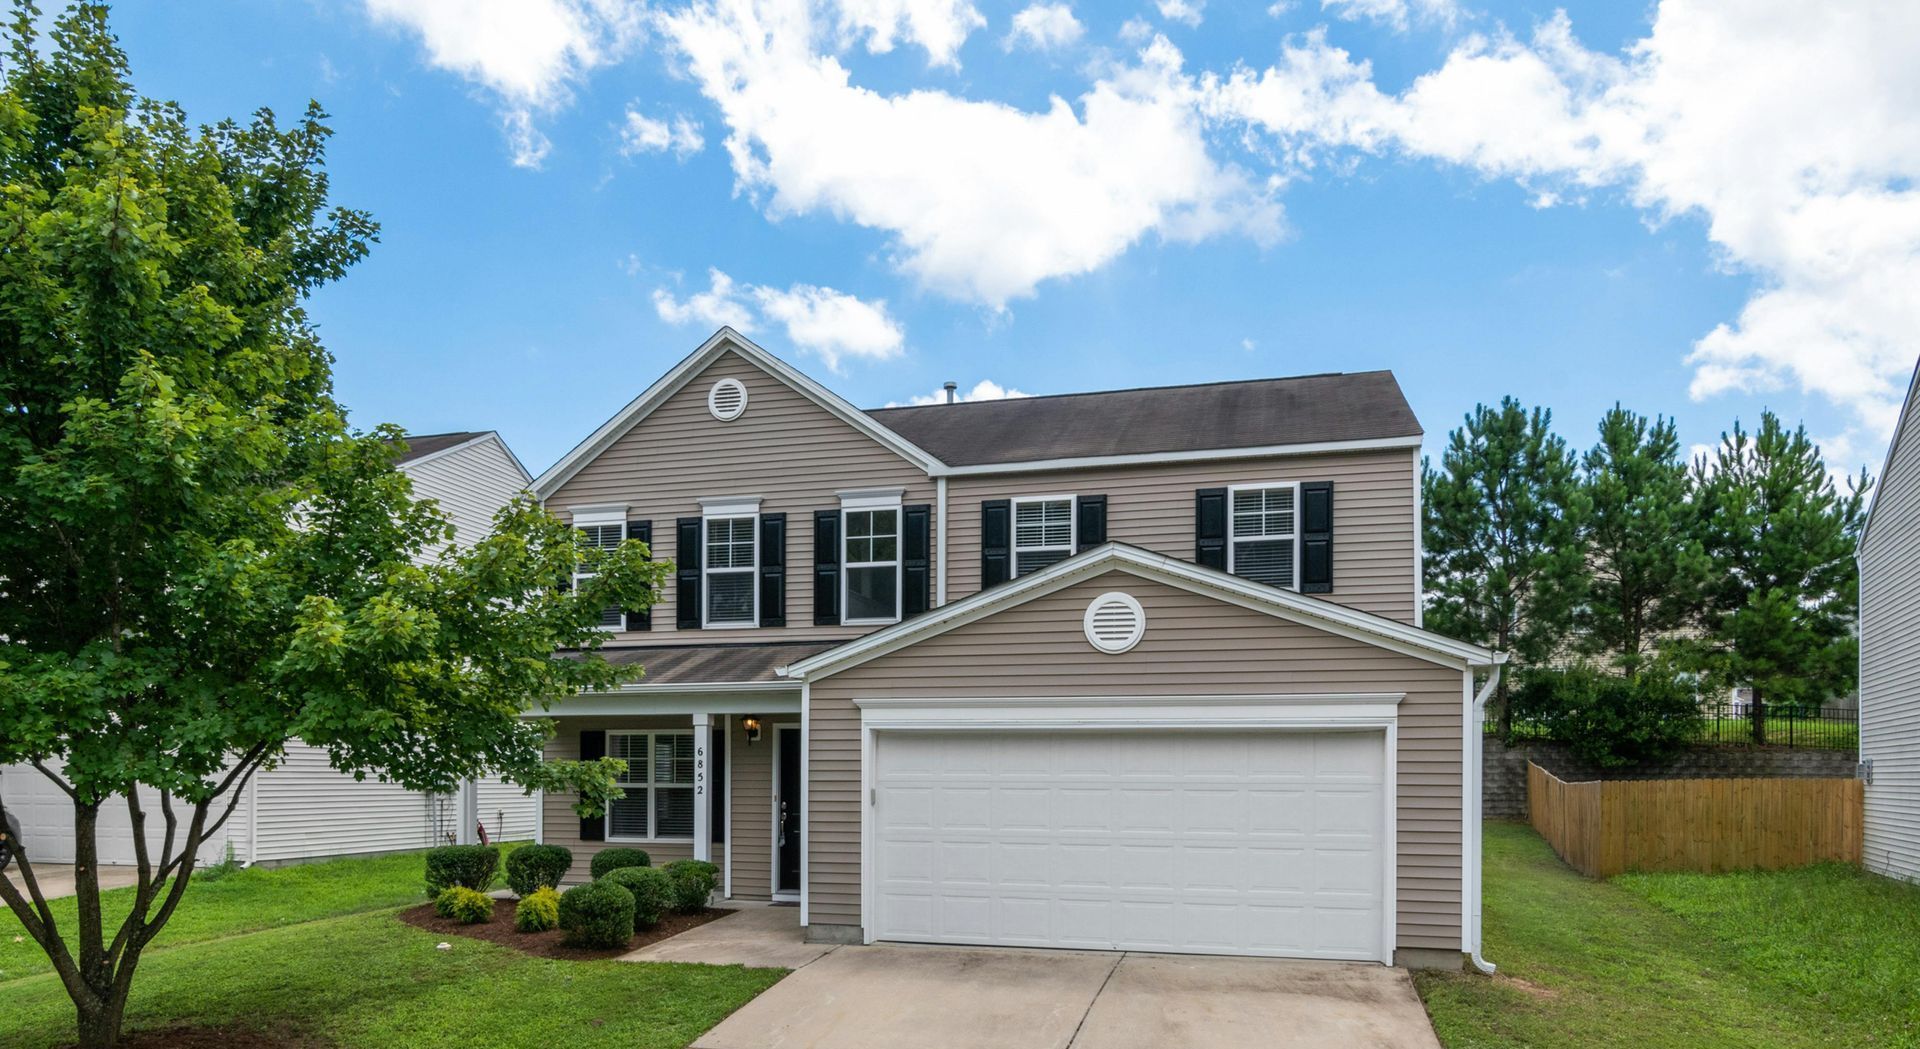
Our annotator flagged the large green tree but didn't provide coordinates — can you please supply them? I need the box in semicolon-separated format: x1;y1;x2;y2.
1689;412;1867;743
1573;406;1710;675
1424;397;1586;737
0;8;666;1047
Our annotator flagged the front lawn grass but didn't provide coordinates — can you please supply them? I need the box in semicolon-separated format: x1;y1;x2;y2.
1416;821;1919;1049
0;908;783;1049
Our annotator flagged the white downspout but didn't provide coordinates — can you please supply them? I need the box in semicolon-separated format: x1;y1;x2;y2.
1467;664;1502;974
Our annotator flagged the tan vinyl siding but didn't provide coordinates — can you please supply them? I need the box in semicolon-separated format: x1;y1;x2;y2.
727;715;793;900
807;569;1464;951
943;448;1420;623
1862;377;1920;883
547;350;937;642
540;717;714;884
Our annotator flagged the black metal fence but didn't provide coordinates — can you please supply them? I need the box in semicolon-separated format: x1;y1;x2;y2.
1486;704;1858;750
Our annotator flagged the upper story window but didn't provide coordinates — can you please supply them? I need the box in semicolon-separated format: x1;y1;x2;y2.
1013;496;1075;576
1229;483;1299;589
606;731;695;841
843;505;901;624
572;509;628;630
704;514;758;627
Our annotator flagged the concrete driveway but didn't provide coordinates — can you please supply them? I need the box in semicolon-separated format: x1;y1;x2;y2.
2;864;141;901
692;942;1441;1049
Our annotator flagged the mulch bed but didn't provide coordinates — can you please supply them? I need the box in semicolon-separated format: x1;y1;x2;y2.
58;1026;335;1048
397;897;732;960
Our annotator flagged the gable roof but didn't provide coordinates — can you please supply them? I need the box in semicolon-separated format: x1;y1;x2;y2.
1861;354;1920;552
532;328;944;500
866;371;1422;470
781;542;1500;681
394;431;533;483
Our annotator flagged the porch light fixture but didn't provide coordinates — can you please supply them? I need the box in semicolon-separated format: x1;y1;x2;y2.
742;716;762;745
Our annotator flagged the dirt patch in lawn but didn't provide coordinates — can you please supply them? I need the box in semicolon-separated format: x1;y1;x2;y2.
59;1026;334;1048
398;898;732;960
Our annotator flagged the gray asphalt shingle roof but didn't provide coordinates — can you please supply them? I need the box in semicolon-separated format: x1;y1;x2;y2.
393;431;489;464
590;641;835;685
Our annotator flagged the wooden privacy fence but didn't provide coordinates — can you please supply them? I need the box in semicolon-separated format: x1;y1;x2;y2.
1527;762;1862;877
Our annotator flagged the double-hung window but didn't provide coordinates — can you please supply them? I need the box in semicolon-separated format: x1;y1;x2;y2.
1012;496;1075;576
703;514;757;626
1229;483;1299;589
843;504;901;624
572;510;627;630
606;731;696;841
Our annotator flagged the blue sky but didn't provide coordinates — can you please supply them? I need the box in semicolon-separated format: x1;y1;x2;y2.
102;1;1918;478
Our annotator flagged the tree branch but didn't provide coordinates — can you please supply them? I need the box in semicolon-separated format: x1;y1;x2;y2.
31;760;78;801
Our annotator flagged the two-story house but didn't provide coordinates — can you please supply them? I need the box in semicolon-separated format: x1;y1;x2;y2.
529;329;1502;970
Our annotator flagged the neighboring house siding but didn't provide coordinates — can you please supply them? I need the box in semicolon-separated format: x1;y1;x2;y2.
476;775;537;842
1862;377;1920;883
806;569;1464;951
546;350;938;642
540;717;711;884
251;742;446;863
943;448;1420;623
727;714;788;900
403;435;526;561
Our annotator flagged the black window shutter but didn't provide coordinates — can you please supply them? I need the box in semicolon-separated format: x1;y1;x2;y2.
1300;481;1334;593
676;517;702;629
980;499;1011;589
624;520;652;631
708;730;725;844
813;510;841;625
759;513;787;627
1195;488;1228;571
902;504;932;617
1075;495;1107;551
578;729;607;842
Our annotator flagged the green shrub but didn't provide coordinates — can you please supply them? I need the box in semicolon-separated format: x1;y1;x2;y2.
515;887;561;932
588;846;651;880
662;859;719;913
1509;665;1701;767
424;844;500;894
558;880;635;949
603;866;674;929
434;886;495;925
505;844;573;897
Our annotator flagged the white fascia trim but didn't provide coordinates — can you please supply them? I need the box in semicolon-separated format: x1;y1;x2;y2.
1859;355;1920;551
569;505;628;527
781;543;1500;681
700;497;763;516
924;434;1426;477
532;328;945;500
838;487;905;509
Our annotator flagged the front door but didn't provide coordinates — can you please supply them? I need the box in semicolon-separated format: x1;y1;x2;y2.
775;726;802;895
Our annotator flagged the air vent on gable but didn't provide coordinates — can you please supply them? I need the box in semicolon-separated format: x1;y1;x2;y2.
1082;592;1146;654
708;377;748;421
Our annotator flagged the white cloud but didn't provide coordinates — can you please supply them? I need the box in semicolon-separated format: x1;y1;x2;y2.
891;379;1032;406
1321;0;1460;33
1202;3;1920;452
659;0;1280;307
831;0;985;67
621;109;707;158
1005;3;1083;52
1155;0;1204;28
363;0;642;167
651;268;905;370
1119;17;1153;43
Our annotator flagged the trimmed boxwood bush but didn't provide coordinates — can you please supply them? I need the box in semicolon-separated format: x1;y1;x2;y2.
434;886;494;925
425;845;500;894
559;879;635;949
505;844;573;897
662;859;719;913
603;866;674;929
588;846;651;880
515;887;561;932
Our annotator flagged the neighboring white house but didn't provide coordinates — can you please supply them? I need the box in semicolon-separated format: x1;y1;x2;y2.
1861;357;1920;883
2;431;539;866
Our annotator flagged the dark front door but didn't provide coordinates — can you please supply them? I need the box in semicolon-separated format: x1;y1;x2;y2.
776;727;801;894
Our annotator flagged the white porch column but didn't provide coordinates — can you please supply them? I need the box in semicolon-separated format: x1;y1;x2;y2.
455;779;480;845
692;713;712;862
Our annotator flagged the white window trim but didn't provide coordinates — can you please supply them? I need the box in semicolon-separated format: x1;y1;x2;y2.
1226;481;1301;592
1010;494;1076;578
702;512;759;629
841;500;904;626
699;495;763;517
838;487;906;510
573;513;627;633
604;729;696;843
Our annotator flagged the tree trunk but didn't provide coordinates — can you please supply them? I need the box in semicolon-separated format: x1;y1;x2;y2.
1495;670;1513;743
1749;685;1767;745
75;995;125;1049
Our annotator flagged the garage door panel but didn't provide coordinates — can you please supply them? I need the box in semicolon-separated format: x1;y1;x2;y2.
873;730;1387;961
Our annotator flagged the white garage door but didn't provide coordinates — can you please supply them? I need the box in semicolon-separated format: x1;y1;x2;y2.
872;730;1388;961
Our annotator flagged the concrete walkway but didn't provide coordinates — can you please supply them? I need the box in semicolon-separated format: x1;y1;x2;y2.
621;905;836;969
2;864;142;901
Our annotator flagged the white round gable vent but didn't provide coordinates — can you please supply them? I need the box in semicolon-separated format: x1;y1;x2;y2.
708;377;749;421
1083;592;1146;654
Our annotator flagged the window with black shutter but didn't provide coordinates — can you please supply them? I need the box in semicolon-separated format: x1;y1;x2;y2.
574;518;627;630
675;517;702;629
980;499;1011;589
624;519;652;631
902;504;932;617
1075;495;1107;551
813;510;841;625
758;514;787;627
1194;488;1228;571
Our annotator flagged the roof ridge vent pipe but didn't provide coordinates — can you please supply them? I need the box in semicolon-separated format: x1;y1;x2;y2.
943;381;957;404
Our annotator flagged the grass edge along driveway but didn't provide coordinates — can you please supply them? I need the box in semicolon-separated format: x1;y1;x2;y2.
1416;821;1920;1049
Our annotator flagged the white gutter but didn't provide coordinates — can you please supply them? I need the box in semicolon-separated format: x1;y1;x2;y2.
1466;667;1501;974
